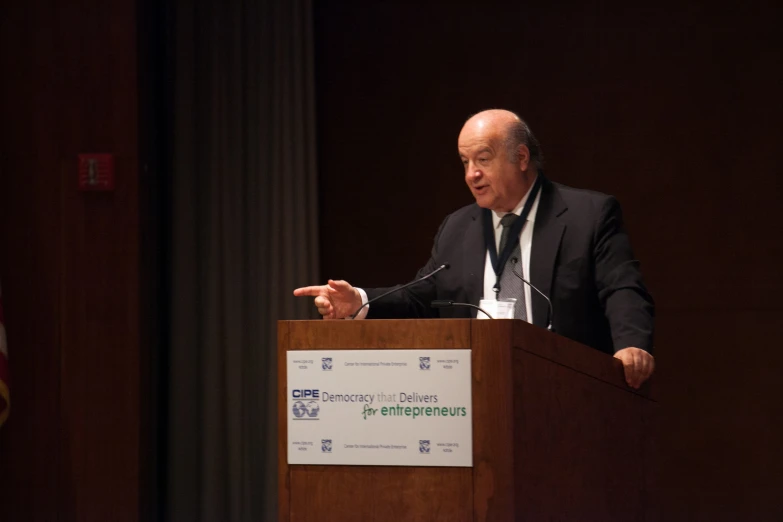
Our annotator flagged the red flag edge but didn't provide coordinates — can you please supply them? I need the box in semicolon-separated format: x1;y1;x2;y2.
0;321;8;427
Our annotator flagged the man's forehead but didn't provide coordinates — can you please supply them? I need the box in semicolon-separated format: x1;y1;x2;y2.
458;126;501;152
458;140;494;155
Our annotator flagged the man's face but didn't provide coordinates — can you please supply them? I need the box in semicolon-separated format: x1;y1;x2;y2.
458;122;529;213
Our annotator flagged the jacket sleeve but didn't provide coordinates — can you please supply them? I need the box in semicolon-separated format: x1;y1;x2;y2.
593;197;655;353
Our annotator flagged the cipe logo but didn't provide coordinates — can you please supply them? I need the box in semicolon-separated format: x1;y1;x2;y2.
292;389;320;419
292;389;319;399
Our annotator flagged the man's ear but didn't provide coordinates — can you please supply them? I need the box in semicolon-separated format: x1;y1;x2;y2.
517;144;531;171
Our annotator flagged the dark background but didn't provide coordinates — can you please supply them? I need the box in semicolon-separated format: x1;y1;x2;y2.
318;3;783;520
1;0;781;520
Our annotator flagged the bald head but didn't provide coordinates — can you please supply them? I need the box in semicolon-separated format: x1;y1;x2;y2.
463;109;520;131
460;109;544;171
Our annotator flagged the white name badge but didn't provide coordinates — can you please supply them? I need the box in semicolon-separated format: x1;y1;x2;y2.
287;349;472;467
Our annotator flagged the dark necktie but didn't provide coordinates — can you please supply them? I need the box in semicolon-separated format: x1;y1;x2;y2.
498;214;518;254
497;214;527;321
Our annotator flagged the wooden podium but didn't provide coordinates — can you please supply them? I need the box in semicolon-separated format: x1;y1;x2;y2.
278;319;656;522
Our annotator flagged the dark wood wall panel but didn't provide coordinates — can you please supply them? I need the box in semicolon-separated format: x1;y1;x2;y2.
315;2;783;520
0;0;140;520
655;309;783;521
0;156;63;519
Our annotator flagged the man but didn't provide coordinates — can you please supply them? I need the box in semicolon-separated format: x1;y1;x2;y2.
295;109;655;388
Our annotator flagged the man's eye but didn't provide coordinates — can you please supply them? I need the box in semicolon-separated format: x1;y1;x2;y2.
478;157;490;163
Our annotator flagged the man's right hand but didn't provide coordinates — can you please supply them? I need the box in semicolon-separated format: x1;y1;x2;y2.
293;280;363;319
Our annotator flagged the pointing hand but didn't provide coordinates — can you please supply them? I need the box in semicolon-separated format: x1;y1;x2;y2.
293;280;362;319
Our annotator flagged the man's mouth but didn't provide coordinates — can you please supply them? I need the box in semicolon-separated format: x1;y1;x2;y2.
473;185;488;194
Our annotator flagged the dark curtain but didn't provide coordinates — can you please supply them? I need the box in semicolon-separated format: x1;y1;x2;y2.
162;1;318;520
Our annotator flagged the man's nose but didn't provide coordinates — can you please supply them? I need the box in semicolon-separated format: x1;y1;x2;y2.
467;164;482;180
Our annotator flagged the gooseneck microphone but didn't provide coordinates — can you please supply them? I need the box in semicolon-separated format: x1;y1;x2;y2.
349;263;450;319
510;258;554;332
431;300;495;319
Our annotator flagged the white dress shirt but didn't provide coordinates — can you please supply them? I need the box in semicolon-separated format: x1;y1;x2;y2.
482;184;541;324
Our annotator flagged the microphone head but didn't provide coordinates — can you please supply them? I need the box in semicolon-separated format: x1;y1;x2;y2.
441;263;451;270
431;300;454;308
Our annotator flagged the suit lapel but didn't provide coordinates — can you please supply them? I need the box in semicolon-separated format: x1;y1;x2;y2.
463;206;485;317
530;178;567;328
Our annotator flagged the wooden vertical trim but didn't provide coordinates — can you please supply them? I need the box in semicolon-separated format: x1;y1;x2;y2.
277;321;291;522
471;320;515;521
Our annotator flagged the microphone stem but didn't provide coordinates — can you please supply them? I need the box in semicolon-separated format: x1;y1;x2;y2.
431;300;495;319
350;263;449;319
511;260;554;332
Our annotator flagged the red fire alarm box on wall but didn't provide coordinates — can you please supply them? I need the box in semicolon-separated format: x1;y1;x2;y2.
78;154;115;191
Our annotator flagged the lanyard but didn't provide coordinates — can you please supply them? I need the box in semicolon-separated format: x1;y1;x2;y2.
482;175;542;295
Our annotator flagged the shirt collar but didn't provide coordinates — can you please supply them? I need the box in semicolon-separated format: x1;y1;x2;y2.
491;177;541;230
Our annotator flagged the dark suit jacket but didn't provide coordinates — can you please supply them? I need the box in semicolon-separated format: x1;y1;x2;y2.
365;177;655;355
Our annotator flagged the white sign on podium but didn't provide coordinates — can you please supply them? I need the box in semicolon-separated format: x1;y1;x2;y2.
287;349;472;467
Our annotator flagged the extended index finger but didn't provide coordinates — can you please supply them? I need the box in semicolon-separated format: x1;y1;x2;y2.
293;285;327;297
